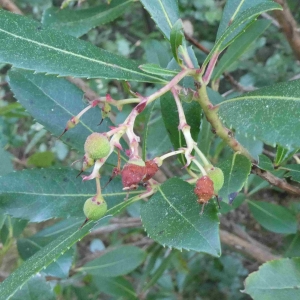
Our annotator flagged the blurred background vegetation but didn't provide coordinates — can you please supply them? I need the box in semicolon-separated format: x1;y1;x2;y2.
1;0;300;299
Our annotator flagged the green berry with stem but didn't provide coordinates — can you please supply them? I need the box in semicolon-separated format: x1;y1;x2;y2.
84;133;111;160
206;167;224;193
83;195;107;221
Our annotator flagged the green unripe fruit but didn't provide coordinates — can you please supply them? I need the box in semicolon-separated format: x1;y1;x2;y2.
83;195;107;220
84;133;111;160
207;167;224;193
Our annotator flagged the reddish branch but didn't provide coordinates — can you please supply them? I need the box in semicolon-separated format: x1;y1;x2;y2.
274;0;300;61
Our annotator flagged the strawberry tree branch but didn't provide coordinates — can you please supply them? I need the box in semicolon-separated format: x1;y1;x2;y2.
0;0;23;15
194;79;300;196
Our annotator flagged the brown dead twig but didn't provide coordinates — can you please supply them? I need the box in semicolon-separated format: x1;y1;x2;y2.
274;0;300;61
0;0;23;15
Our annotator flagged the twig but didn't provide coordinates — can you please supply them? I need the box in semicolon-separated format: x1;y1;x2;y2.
86;217;280;264
261;12;280;28
220;230;280;263
184;33;210;54
273;0;300;61
0;0;23;14
252;165;300;195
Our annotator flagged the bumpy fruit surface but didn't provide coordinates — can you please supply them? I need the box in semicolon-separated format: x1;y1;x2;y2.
83;195;107;220
207;167;224;193
143;160;159;182
121;158;146;189
194;176;214;203
84;133;111;160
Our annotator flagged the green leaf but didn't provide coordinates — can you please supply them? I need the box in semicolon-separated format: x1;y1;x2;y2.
27;151;55;168
141;178;221;255
0;168;140;222
161;92;201;164
218;80;300;148
140;0;179;39
17;218;80;278
244;258;300;299
143;101;173;159
0;148;13;176
42;0;134;38
8;68;126;164
141;102;155;161
10;275;55;300
92;276;137;299
0;10;164;83
275;145;289;166
170;19;184;64
284;232;300;257
217;0;273;39
0;220;98;300
139;63;178;78
217;154;251;203
283;165;300;183
213;19;271;80
78;246;146;276
247;200;297;234
258;154;273;171
203;2;281;68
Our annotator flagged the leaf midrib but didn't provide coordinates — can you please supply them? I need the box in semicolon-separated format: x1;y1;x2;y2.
0;27;163;82
158;0;173;28
220;95;300;106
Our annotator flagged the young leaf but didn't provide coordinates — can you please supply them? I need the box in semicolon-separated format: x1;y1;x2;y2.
217;154;251;203
218;79;300;148
244;258;300;299
203;2;282;68
0;220;99;300
78;246;146;276
139;63;178;78
140;0;179;39
247;200;297;234
0;169;140;222
0;10;164;83
217;0;273;39
282;164;300;183
10;275;55;300
170;19;185;64
141;178;221;255
161;92;201;164
257;154;273;171
42;0;134;38
275;145;289;166
213;19;271;80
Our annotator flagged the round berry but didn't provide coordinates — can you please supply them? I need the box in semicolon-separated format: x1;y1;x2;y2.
83;195;107;220
207;167;224;193
121;158;146;189
144;160;159;182
194;176;214;204
84;133;111;160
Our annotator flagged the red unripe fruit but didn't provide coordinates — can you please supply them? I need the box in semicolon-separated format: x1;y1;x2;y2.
194;176;214;204
143;160;159;182
121;159;146;189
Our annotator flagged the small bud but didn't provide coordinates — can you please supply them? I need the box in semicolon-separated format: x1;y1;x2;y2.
207;167;224;193
194;176;214;204
121;158;146;189
83;195;107;221
84;133;111;160
58;116;79;139
143;160;159;182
